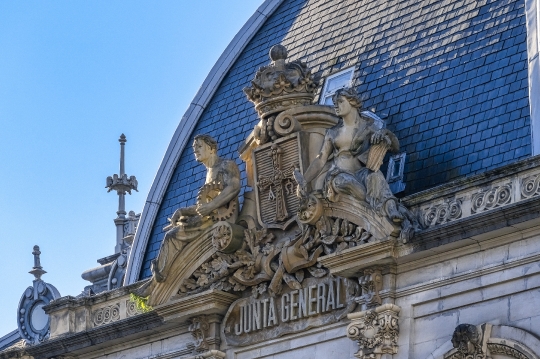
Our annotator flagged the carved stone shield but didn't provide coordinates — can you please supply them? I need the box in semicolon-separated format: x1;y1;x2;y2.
252;133;305;229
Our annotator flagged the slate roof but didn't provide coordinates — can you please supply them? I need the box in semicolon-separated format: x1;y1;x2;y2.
139;0;531;279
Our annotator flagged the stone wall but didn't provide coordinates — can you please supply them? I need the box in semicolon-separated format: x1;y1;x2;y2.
396;225;540;358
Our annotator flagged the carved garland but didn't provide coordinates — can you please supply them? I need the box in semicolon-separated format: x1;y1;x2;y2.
179;216;373;298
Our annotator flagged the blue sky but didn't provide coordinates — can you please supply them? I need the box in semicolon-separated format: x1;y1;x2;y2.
0;0;263;336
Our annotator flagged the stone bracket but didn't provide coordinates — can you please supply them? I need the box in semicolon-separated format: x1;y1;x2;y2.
347;304;401;359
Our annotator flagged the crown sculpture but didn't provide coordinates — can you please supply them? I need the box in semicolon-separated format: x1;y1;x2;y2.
134;44;420;356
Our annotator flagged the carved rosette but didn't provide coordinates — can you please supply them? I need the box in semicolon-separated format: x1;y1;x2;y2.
93;303;121;327
521;174;540;199
347;304;401;359
126;299;144;317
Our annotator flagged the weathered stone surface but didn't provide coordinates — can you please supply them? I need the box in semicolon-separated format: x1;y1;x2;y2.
222;276;358;346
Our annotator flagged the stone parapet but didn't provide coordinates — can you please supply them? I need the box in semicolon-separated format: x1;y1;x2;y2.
404;155;540;228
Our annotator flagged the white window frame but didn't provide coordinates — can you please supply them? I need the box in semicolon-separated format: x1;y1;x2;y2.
319;68;355;105
526;0;540;154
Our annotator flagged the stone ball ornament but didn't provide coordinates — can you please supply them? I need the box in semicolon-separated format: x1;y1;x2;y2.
17;245;61;344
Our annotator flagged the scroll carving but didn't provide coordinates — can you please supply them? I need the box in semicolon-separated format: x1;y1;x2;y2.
189;316;210;353
423;198;462;227
356;268;383;308
93;303;120;327
471;184;512;214
521;174;540;199
125;299;143;318
347;304;401;359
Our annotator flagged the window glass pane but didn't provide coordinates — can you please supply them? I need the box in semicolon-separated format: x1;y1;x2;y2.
324;96;334;105
326;71;352;92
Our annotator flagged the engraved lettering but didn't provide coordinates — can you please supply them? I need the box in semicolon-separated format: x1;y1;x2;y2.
308;285;317;315
317;283;326;313
267;297;277;327
262;298;269;328
281;293;290;322
326;279;335;311
252;301;261;331
235;305;244;335
290;289;298;320
298;287;308;318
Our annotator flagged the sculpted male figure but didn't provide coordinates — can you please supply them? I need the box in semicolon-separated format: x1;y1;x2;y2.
135;134;240;296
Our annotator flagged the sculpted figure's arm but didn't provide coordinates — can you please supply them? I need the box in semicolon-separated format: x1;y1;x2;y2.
197;161;241;217
169;205;197;224
301;134;333;191
371;128;399;152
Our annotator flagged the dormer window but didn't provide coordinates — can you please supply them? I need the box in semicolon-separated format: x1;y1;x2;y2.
387;152;407;194
319;68;355;105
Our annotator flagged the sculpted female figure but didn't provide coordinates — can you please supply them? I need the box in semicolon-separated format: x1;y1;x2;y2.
299;87;404;222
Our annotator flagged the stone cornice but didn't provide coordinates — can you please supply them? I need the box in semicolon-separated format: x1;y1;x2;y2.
0;312;163;359
156;289;239;322
402;155;540;206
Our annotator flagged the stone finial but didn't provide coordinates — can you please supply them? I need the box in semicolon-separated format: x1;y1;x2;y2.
269;44;287;62
29;245;46;280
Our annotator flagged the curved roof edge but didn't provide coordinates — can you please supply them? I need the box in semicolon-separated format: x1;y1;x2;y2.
124;0;286;285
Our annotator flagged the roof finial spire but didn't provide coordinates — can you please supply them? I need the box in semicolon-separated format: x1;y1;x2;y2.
105;134;139;253
29;245;46;280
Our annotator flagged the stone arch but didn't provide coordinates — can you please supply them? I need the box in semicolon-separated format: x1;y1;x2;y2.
425;325;540;359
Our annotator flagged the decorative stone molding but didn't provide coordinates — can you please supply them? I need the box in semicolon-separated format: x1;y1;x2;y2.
448;323;487;359
17;246;61;345
125;299;143;318
429;323;540;359
92;303;121;327
438;323;540;359
189;316;210;353
487;343;528;359
471;183;512;214
347;304;401;359
406;157;540;229
521;173;540;199
423;198;462;226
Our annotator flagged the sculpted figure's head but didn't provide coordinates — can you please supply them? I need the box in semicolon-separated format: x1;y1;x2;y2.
193;135;218;163
451;324;482;355
332;87;362;117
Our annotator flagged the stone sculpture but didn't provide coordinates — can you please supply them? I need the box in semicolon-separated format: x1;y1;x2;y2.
134;134;240;296
133;45;418;349
451;324;484;358
295;87;415;237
